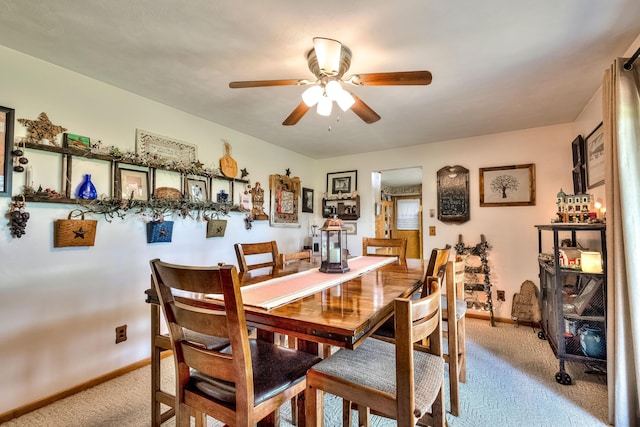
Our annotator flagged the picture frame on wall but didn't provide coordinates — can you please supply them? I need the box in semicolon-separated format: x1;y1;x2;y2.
119;168;149;201
0;105;15;197
186;177;208;202
570;135;586;194
302;187;314;213
585;122;604;189
327;170;357;196
479;163;536;207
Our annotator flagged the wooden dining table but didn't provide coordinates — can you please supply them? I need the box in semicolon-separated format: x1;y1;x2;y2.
145;256;426;426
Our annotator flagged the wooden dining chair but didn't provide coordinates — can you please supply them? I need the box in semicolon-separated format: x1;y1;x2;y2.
279;249;312;265
305;276;445;427
234;241;281;273
149;258;322;427
362;237;408;262
441;259;467;416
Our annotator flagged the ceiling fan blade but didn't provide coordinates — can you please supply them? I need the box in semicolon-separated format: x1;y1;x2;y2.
345;71;432;86
350;93;381;124
229;79;310;88
282;101;311;126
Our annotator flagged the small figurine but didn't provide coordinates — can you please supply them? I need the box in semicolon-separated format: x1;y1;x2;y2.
250;182;268;220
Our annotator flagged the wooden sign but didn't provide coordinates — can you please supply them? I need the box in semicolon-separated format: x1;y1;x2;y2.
220;140;238;178
437;165;470;223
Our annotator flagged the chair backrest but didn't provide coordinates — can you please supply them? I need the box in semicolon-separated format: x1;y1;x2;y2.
279;249;312;265
362;237;408;261
394;275;443;424
234;241;281;272
149;259;254;420
421;246;450;297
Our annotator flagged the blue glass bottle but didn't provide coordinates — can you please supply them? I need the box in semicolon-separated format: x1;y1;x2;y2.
77;174;98;200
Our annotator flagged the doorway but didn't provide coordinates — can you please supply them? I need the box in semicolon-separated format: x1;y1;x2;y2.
373;167;423;259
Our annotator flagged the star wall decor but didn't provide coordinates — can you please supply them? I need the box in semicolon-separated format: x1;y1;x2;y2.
285;168;291;177
73;227;87;239
241;168;249;179
17;112;67;146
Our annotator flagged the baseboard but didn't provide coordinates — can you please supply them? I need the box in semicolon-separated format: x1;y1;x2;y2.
465;312;541;328
0;351;173;423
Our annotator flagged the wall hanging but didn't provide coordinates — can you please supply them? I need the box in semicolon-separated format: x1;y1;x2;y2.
147;220;174;244
269;173;300;227
437;165;469;223
206;218;227;238
54;210;97;248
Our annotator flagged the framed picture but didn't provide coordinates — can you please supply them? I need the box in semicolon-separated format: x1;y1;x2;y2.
136;129;197;166
342;221;357;235
119;168;149;201
63;133;91;150
302;187;314;213
186;177;208;202
570;135;586;194
479;163;536;207
437;165;470;223
269;173;300;228
585;122;604;189
0;105;15;197
327;170;357;195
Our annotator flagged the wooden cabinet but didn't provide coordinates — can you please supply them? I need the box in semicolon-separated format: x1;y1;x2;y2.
321;196;359;220
535;223;607;385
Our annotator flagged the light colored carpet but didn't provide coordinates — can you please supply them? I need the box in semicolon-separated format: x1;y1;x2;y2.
1;318;608;427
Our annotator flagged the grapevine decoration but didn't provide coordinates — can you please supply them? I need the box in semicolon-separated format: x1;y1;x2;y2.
455;234;495;326
8;197;30;238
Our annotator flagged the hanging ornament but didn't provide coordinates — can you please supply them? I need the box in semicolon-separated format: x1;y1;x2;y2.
8;196;30;238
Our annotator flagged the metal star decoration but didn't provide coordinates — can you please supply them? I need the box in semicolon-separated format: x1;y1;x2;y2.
286;168;291;177
240;168;249;179
17;112;67;146
73;227;87;239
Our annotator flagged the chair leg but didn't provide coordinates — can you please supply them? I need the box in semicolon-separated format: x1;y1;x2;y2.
305;380;323;427
176;403;191;427
458;317;467;383
447;322;461;417
358;406;370;427
342;399;352;427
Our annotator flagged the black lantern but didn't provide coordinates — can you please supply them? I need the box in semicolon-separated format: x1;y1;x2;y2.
319;215;350;273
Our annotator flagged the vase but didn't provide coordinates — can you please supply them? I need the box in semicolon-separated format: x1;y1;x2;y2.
580;325;606;359
77;174;98;200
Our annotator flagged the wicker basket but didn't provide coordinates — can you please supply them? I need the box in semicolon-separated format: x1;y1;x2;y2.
54;210;97;248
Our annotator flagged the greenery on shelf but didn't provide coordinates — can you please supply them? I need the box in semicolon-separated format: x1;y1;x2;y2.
19;186;242;223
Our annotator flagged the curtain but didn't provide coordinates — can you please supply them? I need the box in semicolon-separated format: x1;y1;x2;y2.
603;58;640;426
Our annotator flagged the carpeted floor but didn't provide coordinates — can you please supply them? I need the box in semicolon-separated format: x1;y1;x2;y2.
1;318;608;427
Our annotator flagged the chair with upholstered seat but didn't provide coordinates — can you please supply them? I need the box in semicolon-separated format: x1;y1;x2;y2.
149;258;321;426
305;276;445;427
362;237;408;263
234;241;281;273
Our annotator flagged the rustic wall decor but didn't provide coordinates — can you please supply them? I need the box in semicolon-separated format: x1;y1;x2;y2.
437;165;470;223
135;129;197;166
269;173;301;227
479;163;536;207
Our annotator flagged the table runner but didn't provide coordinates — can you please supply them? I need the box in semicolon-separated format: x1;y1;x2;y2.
206;256;398;310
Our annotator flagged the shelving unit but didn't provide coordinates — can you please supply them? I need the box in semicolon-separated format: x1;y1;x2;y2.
321;195;360;220
535;223;607;385
375;200;393;238
18;141;248;213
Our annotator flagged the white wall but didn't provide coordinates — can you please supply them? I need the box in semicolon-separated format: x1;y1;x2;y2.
317;122;578;322
0;45;317;413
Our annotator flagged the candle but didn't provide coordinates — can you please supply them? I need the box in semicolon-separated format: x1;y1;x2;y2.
581;251;603;273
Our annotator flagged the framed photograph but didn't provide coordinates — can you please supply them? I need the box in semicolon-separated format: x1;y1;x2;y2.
327;170;357;195
63;133;91;150
479;163;536;207
0;105;15;197
342;221;357;235
186;177;208;202
302;187;314;213
119;168;149;201
585;122;604;189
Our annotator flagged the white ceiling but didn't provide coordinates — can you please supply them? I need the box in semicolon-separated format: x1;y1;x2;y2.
1;1;639;160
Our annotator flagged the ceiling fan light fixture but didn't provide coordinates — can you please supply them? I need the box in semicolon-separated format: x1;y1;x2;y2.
302;85;323;107
313;37;342;76
325;80;343;101
336;90;355;111
317;95;333;116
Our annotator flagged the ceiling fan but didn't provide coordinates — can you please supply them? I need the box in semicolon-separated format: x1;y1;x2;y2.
229;37;432;125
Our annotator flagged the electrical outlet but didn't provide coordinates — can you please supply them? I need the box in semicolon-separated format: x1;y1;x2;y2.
497;290;505;301
429;226;436;236
115;325;127;344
